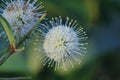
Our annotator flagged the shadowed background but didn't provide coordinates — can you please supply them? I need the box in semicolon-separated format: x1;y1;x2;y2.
0;0;120;80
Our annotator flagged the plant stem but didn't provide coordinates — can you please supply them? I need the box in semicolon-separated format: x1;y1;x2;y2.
0;13;46;65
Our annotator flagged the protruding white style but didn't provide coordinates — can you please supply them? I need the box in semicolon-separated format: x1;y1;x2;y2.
33;16;88;71
0;0;45;40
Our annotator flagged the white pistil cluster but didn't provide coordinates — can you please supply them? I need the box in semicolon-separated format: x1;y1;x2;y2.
33;17;88;70
0;0;45;40
43;25;79;61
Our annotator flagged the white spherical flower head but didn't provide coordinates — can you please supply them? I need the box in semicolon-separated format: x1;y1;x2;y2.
43;25;79;61
33;17;88;71
0;0;45;39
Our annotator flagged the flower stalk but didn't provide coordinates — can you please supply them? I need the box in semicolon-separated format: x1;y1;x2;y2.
0;13;46;65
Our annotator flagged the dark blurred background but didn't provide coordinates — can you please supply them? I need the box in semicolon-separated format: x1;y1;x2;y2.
0;0;120;80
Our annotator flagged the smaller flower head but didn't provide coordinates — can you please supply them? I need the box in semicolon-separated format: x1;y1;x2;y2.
33;16;88;71
0;0;45;40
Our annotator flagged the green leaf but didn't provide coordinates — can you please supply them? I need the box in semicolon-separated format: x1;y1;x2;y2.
0;13;46;65
0;15;16;50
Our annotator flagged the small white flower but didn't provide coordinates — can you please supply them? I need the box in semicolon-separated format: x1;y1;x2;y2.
33;17;88;71
0;0;45;40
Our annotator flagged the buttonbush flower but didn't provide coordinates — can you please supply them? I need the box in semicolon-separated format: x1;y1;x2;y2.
0;0;45;41
33;17;88;70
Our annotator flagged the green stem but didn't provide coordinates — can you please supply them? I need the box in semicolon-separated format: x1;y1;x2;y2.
0;13;46;65
17;13;46;48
